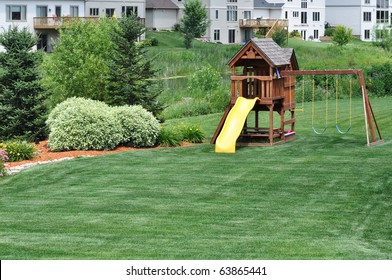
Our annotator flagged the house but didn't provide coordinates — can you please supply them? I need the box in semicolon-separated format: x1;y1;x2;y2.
0;0;85;52
284;0;325;40
85;0;146;19
145;0;182;30
0;1;146;52
325;0;391;41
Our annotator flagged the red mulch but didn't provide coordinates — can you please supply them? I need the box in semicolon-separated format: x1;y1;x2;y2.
6;140;193;168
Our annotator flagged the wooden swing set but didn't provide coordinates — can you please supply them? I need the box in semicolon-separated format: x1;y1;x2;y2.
282;69;383;146
211;39;383;149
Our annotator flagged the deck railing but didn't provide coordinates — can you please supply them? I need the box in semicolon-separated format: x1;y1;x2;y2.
239;19;288;29
33;17;145;29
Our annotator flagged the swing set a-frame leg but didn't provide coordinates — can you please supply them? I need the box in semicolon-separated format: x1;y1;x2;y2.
358;71;384;146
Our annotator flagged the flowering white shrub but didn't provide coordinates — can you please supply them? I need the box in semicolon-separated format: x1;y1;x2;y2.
0;149;9;177
46;98;160;151
114;105;160;147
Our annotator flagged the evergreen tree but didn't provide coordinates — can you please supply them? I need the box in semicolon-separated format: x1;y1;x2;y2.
106;15;163;117
180;0;210;49
0;26;47;140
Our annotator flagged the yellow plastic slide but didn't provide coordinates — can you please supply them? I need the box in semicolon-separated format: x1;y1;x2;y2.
215;97;259;153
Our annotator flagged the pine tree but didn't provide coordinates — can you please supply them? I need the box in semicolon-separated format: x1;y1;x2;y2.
106;15;163;117
0;26;47;140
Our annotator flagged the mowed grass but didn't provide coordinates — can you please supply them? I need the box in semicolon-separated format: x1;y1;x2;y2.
0;97;391;259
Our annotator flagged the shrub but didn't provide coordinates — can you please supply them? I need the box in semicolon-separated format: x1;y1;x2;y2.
47;98;122;151
324;27;335;37
272;28;287;47
114;105;160;147
158;127;182;147
0;141;35;162
365;62;392;97
47;98;161;151
290;30;300;38
180;125;205;143
189;64;221;93
0;149;9;177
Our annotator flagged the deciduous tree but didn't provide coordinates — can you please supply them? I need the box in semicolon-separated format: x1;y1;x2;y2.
180;0;210;49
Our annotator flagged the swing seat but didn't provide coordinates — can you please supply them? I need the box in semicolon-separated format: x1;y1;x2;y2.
312;125;327;135
336;124;351;135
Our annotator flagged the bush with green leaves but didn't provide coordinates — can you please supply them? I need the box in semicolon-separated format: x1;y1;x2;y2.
158;124;205;146
180;125;205;143
189;64;221;93
0;141;35;162
272;28;287;47
324;27;335;37
113;105;160;147
158;127;183;147
290;30;300;38
47;98;160;151
365;62;392;97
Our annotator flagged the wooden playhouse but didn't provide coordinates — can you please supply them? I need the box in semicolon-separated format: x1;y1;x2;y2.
211;38;299;147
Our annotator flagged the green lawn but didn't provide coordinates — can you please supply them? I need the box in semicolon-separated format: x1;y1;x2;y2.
0;97;391;259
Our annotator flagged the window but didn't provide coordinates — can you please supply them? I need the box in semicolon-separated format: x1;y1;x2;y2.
377;0;389;8
244;11;251;19
365;0;370;3
70;6;79;17
227;0;238;2
6;5;27;21
227;6;237;21
293;11;299;18
314;29;319;39
229;29;236;43
301;0;308;9
122;6;138;17
285;11;288;19
301;12;307;24
377;10;389;23
301;30;307;40
90;8;99;16
313;12;320;21
106;8;115;17
55;6;62;17
363;12;372;21
364;29;370;39
36;6;48;17
215;10;219;20
214;29;220;41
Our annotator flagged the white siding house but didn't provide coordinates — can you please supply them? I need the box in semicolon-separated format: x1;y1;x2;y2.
85;0;146;19
283;0;325;40
145;0;182;30
326;0;391;41
0;0;85;51
203;0;254;44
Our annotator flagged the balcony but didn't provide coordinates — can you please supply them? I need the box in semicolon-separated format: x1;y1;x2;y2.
239;19;288;29
33;17;145;30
